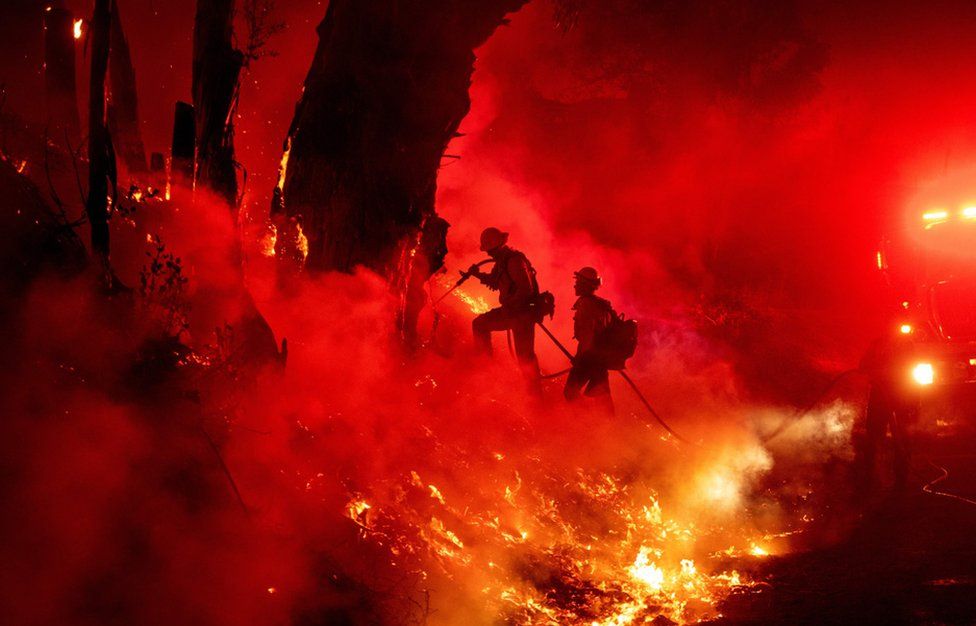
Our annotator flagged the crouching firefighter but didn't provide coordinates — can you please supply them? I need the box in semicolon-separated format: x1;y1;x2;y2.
468;228;553;392
564;267;618;415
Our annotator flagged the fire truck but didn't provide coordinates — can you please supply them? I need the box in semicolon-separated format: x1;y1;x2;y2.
877;203;976;416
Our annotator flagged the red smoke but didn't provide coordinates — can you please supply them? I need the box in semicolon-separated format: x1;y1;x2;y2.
4;0;976;624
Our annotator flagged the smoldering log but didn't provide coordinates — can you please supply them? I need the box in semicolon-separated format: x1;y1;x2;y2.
193;0;244;210
108;2;147;174
43;6;80;143
86;0;115;272
171;101;195;188
274;0;528;334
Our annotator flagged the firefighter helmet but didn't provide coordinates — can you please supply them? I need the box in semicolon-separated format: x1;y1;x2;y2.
574;266;601;287
479;227;509;252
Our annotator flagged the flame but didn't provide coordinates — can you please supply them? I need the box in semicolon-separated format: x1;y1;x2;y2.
295;222;309;262
628;546;665;591
276;137;291;194
340;463;772;625
73;18;82;40
165;156;172;201
436;275;492;314
454;288;492;314
260;224;278;257
344;497;372;530
749;543;769;557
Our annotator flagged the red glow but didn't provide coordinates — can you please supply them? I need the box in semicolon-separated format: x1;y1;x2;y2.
3;1;976;624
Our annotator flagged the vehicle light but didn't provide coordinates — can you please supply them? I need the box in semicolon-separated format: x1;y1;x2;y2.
900;324;912;334
912;362;934;385
964;206;976;219
923;210;949;221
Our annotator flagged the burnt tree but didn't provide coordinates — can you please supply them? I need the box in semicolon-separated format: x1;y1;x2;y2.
108;2;148;174
86;0;116;278
171;101;196;190
43;5;80;144
273;0;527;337
193;0;244;210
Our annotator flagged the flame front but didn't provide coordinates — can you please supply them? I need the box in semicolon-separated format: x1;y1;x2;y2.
338;456;777;625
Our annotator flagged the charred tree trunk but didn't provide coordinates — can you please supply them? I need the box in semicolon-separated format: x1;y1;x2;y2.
193;0;244;211
171;101;195;198
86;0;116;278
273;0;527;338
43;6;80;144
189;2;280;366
108;2;147;174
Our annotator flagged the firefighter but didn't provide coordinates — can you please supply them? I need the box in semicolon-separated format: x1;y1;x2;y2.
564;266;615;414
855;329;919;493
468;227;542;389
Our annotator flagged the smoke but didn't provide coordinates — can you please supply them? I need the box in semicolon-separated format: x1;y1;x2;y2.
6;0;976;623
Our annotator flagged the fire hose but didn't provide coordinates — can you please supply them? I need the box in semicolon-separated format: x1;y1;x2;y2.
536;322;691;444
760;369;861;443
431;259;493;308
759;369;976;507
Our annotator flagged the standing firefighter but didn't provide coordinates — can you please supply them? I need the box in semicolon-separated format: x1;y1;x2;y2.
855;330;920;493
564;267;615;414
468;228;543;389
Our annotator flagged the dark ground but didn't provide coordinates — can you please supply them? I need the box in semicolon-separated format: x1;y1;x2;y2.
719;428;976;626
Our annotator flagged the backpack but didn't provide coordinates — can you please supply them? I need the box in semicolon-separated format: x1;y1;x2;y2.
504;249;555;322
595;303;638;370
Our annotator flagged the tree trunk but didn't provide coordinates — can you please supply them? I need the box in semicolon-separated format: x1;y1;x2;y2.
43;6;80;145
86;0;115;278
193;0;244;211
170;101;195;197
273;0;527;338
108;2;148;174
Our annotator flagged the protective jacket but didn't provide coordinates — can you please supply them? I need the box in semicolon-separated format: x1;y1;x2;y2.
573;294;614;355
480;247;537;310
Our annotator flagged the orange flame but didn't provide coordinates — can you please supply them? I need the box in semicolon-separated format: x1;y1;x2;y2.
260;224;278;258
295;222;309;262
276;137;291;195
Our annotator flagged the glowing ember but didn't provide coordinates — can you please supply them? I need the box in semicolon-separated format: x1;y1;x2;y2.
73;18;82;39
